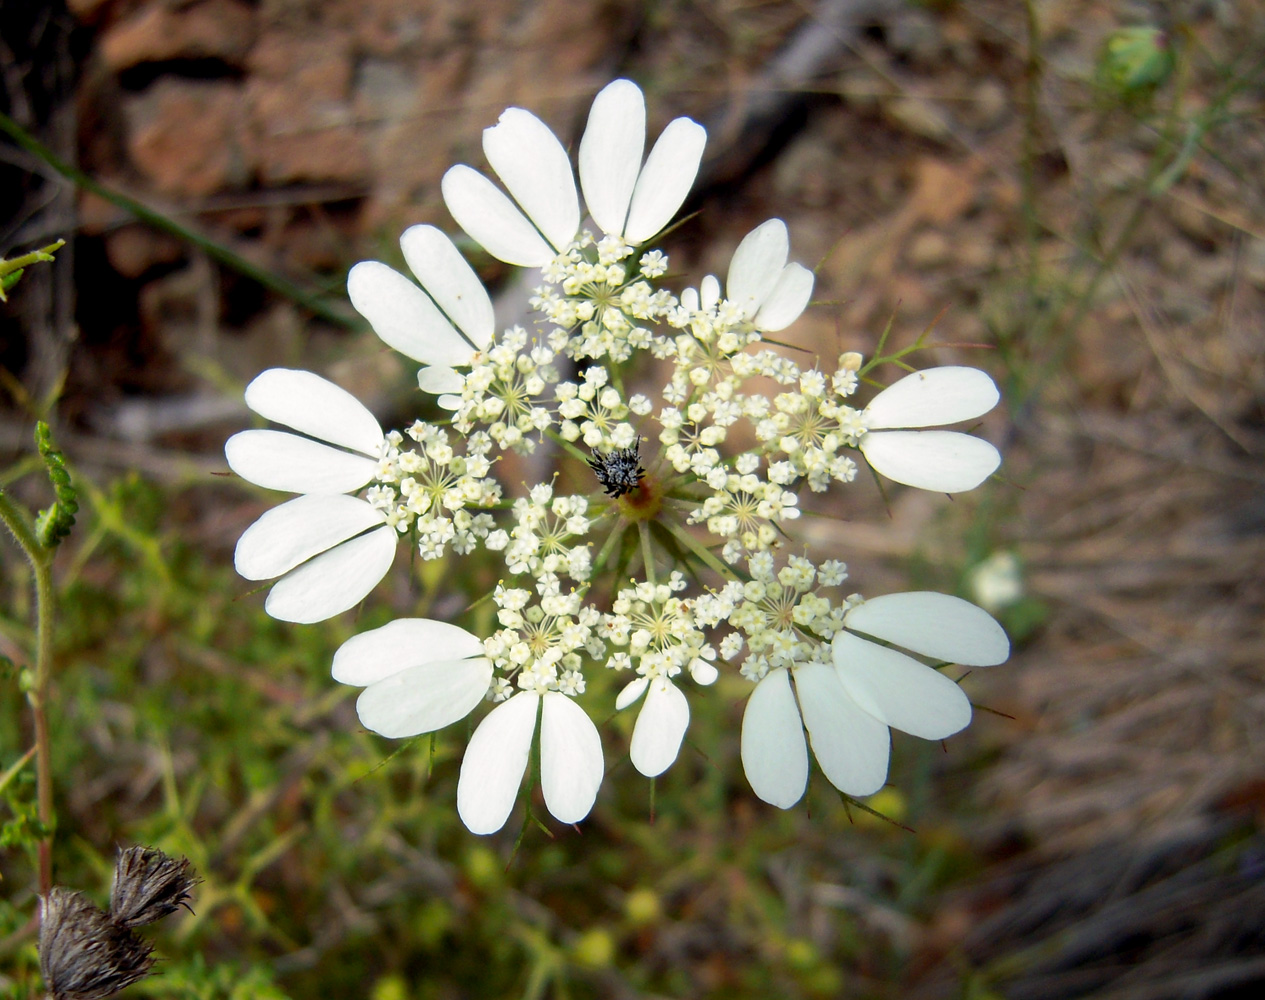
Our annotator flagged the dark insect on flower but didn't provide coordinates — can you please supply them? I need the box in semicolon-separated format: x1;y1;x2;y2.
39;889;154;1000
588;439;645;498
110;846;197;928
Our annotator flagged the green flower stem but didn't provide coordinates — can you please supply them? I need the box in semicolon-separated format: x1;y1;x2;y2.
663;520;735;582
0;491;56;896
0;112;355;329
638;521;657;587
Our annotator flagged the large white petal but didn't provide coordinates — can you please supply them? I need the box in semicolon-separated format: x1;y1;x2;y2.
442;165;557;267
740;668;808;809
629;679;689;777
225;430;378;494
482;108;579;254
540;692;604;825
356;657;493;738
332;617;486;687
726;219;789;319
623;117;707;245
458;692;539;835
347;261;476;367
859;429;1001;493
235;493;385;581
843;592;1010;666
832;632;972;740
244;369;383;456
579;79;645;238
263;526;395;624
399;225;494;350
753;262;814;332
865;367;1000;429
793;662;890;798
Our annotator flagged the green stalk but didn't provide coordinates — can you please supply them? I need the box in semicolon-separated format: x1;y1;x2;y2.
0;491;56;895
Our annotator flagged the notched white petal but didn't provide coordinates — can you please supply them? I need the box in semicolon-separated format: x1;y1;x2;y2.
482;108;579;253
844;592;1010;666
332;617;486;687
540;693;603;825
832;631;972;740
458;692;539;835
741;668;808;809
623;117;707;245
356;657;493;739
235;493;385;581
225;430;378;495
442;165;556;267
629;680;689;778
865;367;1000;429
244;368;383;456
859;429;1001;493
263;526;396;624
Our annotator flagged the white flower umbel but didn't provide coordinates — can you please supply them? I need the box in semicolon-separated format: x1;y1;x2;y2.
226;369;396;624
457;690;603;835
332;619;493;738
859;366;1001;492
442;79;705;266
347;225;495;409
741;592;1009;808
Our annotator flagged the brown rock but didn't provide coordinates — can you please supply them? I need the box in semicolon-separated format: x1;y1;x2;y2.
105;225;185;278
100;0;257;71
244;32;369;184
126;79;251;196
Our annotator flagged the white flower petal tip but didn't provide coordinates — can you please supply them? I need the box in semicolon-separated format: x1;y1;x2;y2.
794;662;891;798
540;693;603;824
865;367;1000;430
442;165;557;268
843;592;1010;666
262;525;396;624
728;220;789;317
832;632;972;741
347;260;480;368
623;117;706;245
860;429;1001;493
630;680;689;778
741;669;808;809
399;225;495;351
225;430;379;495
242;368;384;457
482;107;580;254
688;658;719;686
355;656;493;739
615;676;650;711
458;692;540;835
724;219;813;331
579;78;706;245
234;494;386;581
417;366;465;395
753;262;814;333
331;618;485;686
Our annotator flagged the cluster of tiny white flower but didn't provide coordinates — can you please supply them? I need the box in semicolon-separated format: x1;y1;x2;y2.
227;79;1011;836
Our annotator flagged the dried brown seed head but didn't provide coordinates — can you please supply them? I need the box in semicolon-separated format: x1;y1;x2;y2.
109;846;197;928
39;888;154;1000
